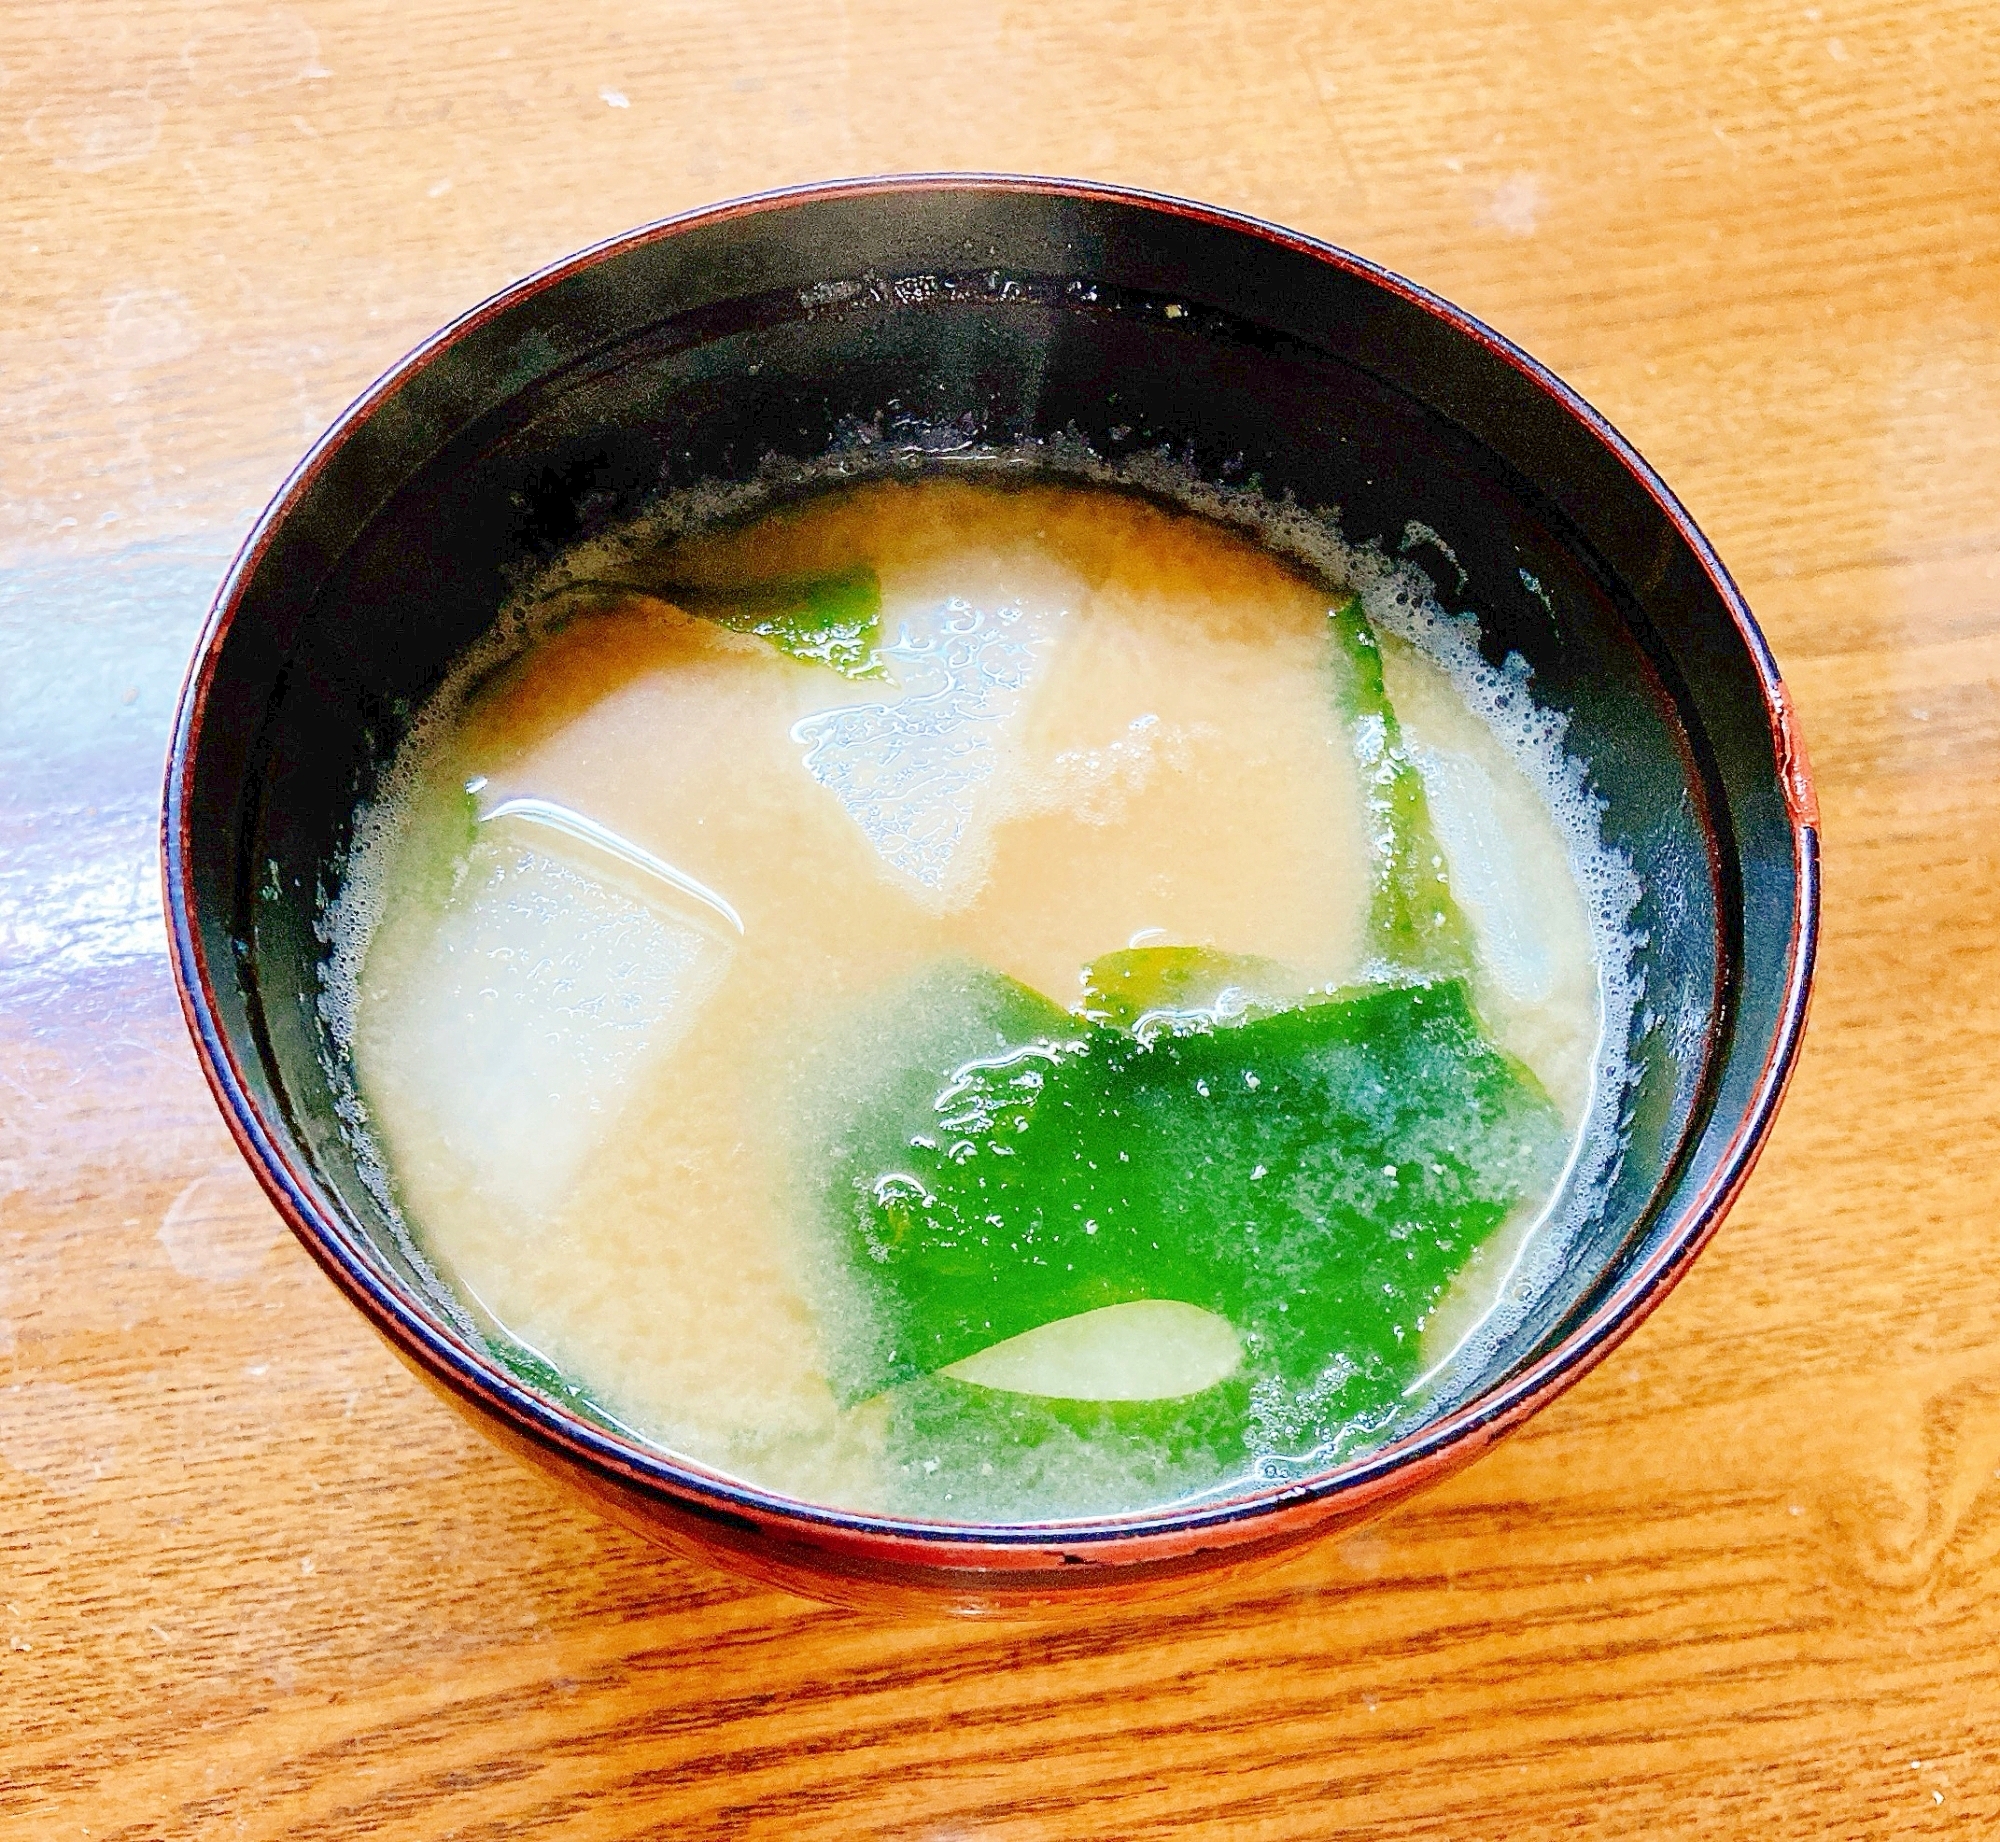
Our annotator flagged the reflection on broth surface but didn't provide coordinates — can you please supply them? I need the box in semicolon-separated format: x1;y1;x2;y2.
325;471;1638;1520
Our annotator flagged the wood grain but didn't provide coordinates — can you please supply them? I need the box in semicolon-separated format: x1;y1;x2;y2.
4;0;1998;1833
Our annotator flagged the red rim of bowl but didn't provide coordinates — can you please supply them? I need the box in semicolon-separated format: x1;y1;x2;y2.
162;172;1821;1575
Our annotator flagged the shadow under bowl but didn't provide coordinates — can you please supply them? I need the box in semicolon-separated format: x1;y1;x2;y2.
164;175;1818;1609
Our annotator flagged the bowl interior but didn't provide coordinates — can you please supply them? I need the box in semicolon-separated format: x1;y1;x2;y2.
177;180;1804;1535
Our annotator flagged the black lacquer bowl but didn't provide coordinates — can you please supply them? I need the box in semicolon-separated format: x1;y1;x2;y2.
164;176;1818;1609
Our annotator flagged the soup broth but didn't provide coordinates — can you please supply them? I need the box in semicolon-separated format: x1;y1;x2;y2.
327;472;1635;1520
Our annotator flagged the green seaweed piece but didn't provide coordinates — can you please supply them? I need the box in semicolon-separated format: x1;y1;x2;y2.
791;958;1081;1405
822;980;1564;1438
1077;945;1290;1028
485;1335;635;1440
384;776;483;922
694;563;886;680
566;562;886;679
1327;595;1477;979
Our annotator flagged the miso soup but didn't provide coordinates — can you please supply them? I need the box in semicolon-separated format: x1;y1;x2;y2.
324;470;1637;1520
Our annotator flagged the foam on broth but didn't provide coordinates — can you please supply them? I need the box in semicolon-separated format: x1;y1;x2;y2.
323;467;1638;1519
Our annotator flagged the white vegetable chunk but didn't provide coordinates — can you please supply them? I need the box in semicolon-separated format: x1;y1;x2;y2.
791;596;1055;899
386;814;737;1219
1409;742;1556;1004
941;1299;1244;1401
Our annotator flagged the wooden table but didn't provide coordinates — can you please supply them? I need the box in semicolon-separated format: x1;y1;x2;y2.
5;1;1996;1833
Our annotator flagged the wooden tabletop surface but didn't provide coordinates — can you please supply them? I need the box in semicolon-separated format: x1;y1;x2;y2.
5;1;1998;1834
